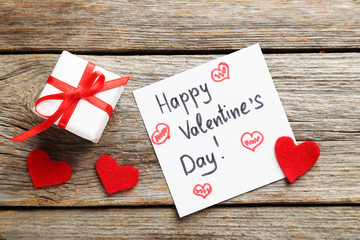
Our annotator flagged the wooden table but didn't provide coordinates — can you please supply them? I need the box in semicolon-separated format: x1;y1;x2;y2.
1;0;359;238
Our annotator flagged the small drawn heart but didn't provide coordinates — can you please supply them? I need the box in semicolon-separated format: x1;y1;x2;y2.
241;131;264;151
193;183;212;199
275;136;320;183
27;149;71;188
151;123;170;145
211;62;230;82
96;155;139;194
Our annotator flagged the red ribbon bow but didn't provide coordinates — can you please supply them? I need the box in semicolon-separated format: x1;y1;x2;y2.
11;62;130;142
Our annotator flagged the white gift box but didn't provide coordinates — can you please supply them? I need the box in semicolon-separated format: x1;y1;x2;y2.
35;51;126;143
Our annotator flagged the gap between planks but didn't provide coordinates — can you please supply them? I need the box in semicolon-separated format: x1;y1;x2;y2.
1;202;360;211
0;48;360;56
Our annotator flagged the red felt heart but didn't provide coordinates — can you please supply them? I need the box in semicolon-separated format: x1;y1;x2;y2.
275;136;320;183
96;155;139;194
27;149;71;188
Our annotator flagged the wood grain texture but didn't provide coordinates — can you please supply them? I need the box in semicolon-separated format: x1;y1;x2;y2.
0;53;359;206
1;0;360;52
0;207;359;239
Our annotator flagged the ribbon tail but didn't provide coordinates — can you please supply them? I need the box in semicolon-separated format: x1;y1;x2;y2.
10;109;63;142
101;76;130;91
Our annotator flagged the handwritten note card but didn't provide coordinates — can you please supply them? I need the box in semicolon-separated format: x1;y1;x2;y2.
133;44;294;217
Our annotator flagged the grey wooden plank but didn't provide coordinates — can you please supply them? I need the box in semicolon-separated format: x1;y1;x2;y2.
1;0;360;52
0;207;359;239
0;53;359;206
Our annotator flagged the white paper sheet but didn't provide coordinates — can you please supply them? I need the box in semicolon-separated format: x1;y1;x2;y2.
133;44;294;217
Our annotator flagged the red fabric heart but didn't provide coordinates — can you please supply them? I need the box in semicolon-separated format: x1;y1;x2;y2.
275;136;320;183
27;149;71;188
96;155;139;194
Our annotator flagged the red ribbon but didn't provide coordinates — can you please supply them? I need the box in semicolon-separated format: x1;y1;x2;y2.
11;62;130;142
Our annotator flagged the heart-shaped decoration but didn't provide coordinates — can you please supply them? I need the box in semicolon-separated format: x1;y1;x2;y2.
151;123;170;145
211;62;229;82
193;183;212;199
275;136;320;183
27;149;71;188
241;131;264;152
96;155;139;194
